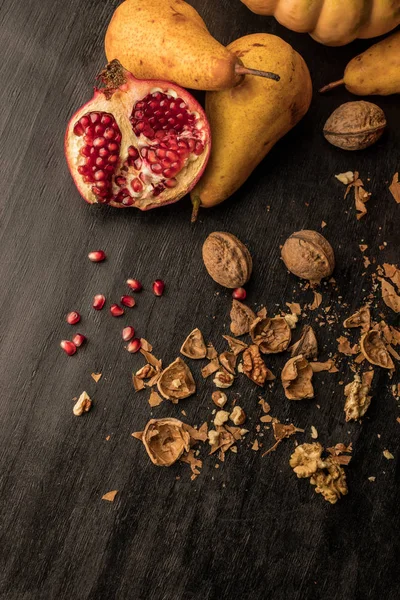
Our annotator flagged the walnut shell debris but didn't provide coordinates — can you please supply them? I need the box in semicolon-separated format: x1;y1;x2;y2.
281;230;335;283
250;316;291;354
222;335;248;355
142;418;190;467
202;231;252;288
344;371;374;421
379;278;400;313
230;300;256;336
290;443;348;504
360;330;394;370
180;328;207;359
323;101;386;151
343;306;371;333
242;344;273;386
157;358;196;402
219;351;237;374
281;355;314;400
290;325;318;359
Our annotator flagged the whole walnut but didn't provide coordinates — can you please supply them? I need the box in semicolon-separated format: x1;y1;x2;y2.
202;231;252;288
323;101;386;151
281;230;335;283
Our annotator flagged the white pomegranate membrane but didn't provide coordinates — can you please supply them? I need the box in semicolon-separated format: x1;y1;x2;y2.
66;65;210;210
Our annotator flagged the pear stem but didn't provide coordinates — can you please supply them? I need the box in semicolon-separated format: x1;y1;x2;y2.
319;79;345;93
235;64;280;82
191;195;201;223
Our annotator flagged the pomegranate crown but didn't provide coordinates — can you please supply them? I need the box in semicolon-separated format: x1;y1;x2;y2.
96;59;127;98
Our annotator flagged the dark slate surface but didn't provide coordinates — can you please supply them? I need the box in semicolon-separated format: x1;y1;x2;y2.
0;1;399;599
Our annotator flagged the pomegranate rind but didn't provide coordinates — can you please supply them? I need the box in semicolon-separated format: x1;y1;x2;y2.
65;69;211;210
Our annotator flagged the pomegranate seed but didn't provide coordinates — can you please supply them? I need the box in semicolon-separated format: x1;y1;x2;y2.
110;304;124;317
127;279;142;292
72;333;86;347
122;326;135;341
127;338;141;353
66;311;81;325
88;250;106;262
60;340;77;356
152;279;165;296
93;294;106;310
232;287;247;300
121;295;136;308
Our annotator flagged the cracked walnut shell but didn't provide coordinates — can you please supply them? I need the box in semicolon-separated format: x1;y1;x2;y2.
250;316;291;354
281;230;335;283
157;358;196;402
360;330;394;370
290;325;318;359
281;355;314;400
142;418;190;467
180;328;207;359
230;300;256;337
202;231;252;288
343;306;371;333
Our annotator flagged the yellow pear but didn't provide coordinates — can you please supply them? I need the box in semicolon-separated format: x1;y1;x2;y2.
320;30;400;95
191;34;312;218
105;0;279;91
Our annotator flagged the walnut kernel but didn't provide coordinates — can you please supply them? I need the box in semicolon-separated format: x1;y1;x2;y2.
214;410;230;427
230;406;246;426
242;344;270;386
73;391;92;416
213;369;234;388
212;391;228;408
344;371;374;421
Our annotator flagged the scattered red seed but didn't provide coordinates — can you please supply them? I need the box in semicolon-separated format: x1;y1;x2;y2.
126;279;142;292
60;340;77;356
122;326;135;341
152;279;165;296
66;311;81;325
88;250;106;262
121;295;135;308
110;304;124;317
127;338;141;353
72;333;86;347
93;294;106;310
232;287;247;300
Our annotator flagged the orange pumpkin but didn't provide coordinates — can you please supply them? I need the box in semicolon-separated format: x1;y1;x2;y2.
241;0;400;46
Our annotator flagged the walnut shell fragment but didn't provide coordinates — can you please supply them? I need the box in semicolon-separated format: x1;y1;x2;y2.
157;358;196;402
323;101;386;151
290;443;348;504
343;306;371;333
219;351;237;374
379;278;400;313
230;300;256;336
281;355;314;400
242;344;273;386
180;328;207;359
202;231;252;288
360;330;394;370
290;325;318;359
222;335;248;355
344;371;374;421
281;230;335;283
142;418;190;467
250;316;291;354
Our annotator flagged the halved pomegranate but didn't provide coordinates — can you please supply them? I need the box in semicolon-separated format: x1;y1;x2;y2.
65;60;211;210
